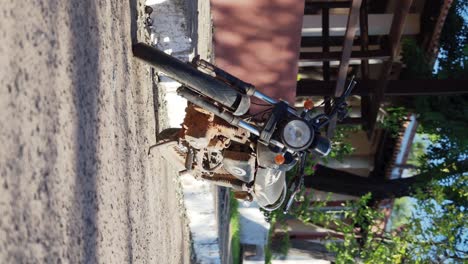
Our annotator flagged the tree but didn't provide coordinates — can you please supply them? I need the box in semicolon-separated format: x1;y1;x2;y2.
304;158;467;208
414;0;468;150
292;191;468;263
437;0;468;80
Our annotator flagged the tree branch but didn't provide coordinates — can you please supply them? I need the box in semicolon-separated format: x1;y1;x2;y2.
304;165;427;199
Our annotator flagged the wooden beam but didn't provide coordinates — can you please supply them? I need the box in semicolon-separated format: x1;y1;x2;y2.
322;7;330;81
305;0;351;11
360;0;370;130
301;36;380;47
339;117;363;125
426;0;454;60
297;80;468;96
359;0;370;78
322;7;332;117
328;0;362;138
368;0;414;134
334;0;362;97
300;49;390;61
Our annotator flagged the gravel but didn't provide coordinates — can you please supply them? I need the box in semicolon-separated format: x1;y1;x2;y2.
0;0;190;263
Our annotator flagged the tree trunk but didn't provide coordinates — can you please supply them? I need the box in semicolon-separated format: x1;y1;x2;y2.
304;165;423;199
305;159;467;201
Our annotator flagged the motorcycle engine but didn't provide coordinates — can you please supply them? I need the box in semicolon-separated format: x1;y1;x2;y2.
181;103;289;210
181;104;252;179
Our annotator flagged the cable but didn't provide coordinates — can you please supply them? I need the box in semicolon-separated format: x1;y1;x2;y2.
251;101;271;107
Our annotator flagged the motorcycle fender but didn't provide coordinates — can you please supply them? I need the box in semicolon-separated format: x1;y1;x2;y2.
253;167;286;209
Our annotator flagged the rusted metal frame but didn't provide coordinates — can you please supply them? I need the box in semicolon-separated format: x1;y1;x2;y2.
297;80;468;96
367;0;414;135
360;0;370;130
327;0;362;137
299;49;390;61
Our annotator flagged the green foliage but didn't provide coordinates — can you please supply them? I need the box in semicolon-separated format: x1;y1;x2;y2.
389;197;413;230
317;194;406;264
264;216;292;263
437;0;468;79
326;125;358;163
415;133;468;208
407;139;426;166
229;193;241;264
275;231;292;256
378;107;409;138
409;184;468;262
265;225;273;264
265;178;467;263
399;1;467;80
302;191;467;263
415;95;468;153
400;38;433;79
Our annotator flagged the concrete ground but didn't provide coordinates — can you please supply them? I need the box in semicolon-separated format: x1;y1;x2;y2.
148;0;231;263
0;0;190;263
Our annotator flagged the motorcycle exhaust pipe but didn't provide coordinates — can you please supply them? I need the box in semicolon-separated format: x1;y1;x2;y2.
132;43;250;116
192;57;256;96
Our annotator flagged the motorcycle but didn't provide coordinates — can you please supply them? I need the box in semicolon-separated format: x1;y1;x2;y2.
133;43;355;213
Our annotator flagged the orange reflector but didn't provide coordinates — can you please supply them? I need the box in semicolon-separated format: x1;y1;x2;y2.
304;99;314;110
274;154;285;165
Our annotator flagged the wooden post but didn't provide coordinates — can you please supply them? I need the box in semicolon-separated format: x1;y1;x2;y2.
322;7;330;82
299;50;390;61
305;0;352;10
297;80;468;96
334;0;362;97
360;0;370;130
368;0;414;135
328;0;362;137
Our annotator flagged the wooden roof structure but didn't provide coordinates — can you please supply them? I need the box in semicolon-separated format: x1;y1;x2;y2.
210;0;462;137
301;0;414;137
298;0;464;138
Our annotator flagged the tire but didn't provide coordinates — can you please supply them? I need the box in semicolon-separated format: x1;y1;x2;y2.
132;43;249;115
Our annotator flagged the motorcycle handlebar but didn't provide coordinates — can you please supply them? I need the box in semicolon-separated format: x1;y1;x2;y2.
252;90;300;117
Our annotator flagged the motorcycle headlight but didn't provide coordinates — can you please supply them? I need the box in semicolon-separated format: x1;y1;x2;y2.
281;119;314;151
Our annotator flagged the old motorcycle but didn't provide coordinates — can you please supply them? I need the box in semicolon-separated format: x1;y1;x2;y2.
133;43;355;213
